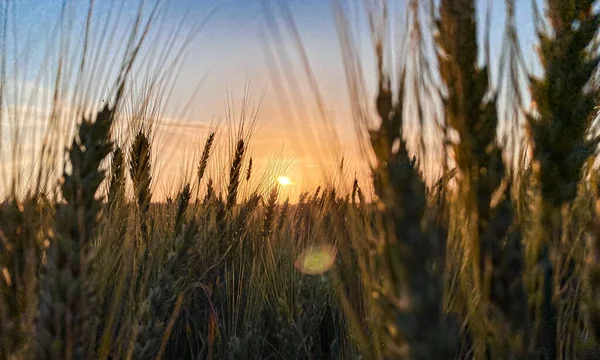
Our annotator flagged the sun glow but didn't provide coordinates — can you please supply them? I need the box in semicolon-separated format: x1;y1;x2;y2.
277;176;293;186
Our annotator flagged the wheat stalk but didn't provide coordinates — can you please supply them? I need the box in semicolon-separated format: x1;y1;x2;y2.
226;139;245;210
129;130;153;241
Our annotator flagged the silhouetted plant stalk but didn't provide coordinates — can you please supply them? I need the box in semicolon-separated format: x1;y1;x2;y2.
129;130;153;242
332;1;460;358
226;139;245;210
36;105;116;359
369;71;458;358
276;197;290;234
174;184;191;235
107;147;125;207
525;1;599;358
435;0;531;357
203;178;214;205
235;193;261;256
197;132;215;186
351;177;362;205
263;186;278;239
246;157;253;182
312;186;321;203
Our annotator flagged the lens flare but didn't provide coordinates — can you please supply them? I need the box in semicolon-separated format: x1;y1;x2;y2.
295;245;337;275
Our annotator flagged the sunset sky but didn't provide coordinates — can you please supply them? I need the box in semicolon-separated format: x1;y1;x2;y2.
3;0;542;200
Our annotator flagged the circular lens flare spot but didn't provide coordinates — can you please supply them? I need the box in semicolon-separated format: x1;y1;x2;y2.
295;245;337;275
277;176;293;186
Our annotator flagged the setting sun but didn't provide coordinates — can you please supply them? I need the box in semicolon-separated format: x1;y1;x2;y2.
277;176;293;186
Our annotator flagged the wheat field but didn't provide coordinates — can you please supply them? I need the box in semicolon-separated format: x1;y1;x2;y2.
0;0;599;359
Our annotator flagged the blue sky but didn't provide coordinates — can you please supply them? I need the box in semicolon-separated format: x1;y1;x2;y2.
10;0;540;112
3;0;545;196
